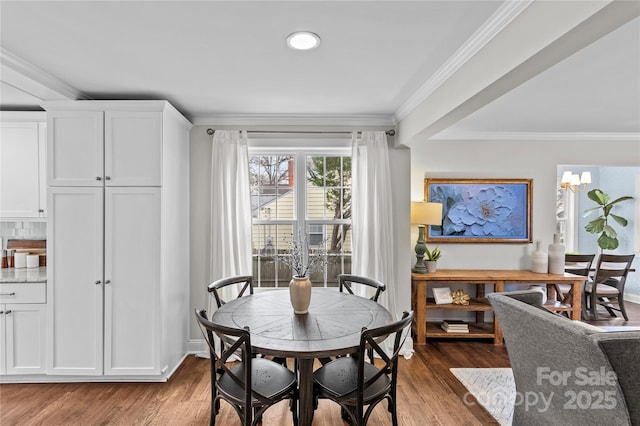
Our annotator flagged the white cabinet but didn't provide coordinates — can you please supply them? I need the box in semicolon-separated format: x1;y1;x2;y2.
47;109;162;187
44;101;191;379
0;283;47;375
0;116;47;218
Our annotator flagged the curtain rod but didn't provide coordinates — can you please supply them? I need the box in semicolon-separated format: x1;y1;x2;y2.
206;128;396;137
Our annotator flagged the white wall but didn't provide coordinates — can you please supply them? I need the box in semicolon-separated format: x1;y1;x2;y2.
409;139;640;272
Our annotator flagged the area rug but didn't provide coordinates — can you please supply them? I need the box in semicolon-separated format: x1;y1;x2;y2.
450;368;515;426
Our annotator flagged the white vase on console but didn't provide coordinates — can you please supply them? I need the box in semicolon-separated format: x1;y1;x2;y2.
531;241;548;273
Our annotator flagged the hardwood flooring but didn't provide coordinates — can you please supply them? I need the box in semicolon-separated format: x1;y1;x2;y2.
1;302;638;426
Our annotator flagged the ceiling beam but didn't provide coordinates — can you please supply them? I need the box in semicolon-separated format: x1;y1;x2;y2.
397;0;639;147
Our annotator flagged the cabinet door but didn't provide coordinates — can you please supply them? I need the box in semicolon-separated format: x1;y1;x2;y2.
47;187;104;375
105;111;162;186
0;122;41;217
5;303;46;375
104;187;161;375
48;111;103;186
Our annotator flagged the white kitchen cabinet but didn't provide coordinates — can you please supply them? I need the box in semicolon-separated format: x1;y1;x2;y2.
46;106;162;187
0;283;47;375
0;115;47;218
44;101;191;380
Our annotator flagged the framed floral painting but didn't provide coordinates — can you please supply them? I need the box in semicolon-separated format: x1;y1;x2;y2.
424;178;532;243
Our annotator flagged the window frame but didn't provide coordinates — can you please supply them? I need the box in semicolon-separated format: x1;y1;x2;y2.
249;140;352;288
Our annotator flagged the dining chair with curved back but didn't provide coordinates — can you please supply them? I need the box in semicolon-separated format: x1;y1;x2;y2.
338;274;386;302
313;310;414;426
584;254;635;321
195;308;298;426
207;275;254;308
553;254;595;305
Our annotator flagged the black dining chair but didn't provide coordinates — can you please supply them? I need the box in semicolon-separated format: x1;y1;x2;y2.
584;254;635;321
313;310;414;426
195;308;298;426
339;274;386;302
207;275;254;308
553;253;595;304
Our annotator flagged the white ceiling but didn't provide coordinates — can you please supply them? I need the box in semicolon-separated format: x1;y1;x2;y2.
1;1;639;142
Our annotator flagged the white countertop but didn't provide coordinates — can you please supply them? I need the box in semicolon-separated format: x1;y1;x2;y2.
0;267;47;283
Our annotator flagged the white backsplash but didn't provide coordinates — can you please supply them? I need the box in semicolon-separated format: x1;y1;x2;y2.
0;221;46;248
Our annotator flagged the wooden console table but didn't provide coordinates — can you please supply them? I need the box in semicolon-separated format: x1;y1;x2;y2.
411;269;586;345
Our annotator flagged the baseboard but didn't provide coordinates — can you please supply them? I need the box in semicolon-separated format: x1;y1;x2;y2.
624;293;640;304
187;338;208;358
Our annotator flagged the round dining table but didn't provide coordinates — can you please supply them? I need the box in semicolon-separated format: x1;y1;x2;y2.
210;288;393;426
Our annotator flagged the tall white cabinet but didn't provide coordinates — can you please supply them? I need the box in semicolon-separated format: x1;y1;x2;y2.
43;101;190;379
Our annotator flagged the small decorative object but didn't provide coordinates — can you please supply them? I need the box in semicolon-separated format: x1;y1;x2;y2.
531;241;548;273
432;287;453;304
584;189;633;250
548;234;565;274
425;246;441;273
451;289;470;305
411;201;443;273
278;228;328;315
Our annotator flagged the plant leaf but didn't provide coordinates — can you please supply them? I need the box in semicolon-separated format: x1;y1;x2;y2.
587;189;609;205
610;213;628;227
597;233;618;250
608;196;634;206
602;224;617;238
585;218;605;234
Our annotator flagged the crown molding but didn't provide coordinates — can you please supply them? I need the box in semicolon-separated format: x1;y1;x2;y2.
429;131;640;141
1;47;88;101
394;0;534;122
191;113;396;127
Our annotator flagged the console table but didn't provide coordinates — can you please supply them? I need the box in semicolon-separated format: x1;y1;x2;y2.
411;269;586;345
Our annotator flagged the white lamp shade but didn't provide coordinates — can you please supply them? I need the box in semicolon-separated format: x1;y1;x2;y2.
561;171;573;184
411;202;443;225
580;171;592;184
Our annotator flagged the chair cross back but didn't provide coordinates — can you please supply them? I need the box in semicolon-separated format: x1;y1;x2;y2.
592;254;634;284
338;274;386;302
564;253;595;277
208;275;254;308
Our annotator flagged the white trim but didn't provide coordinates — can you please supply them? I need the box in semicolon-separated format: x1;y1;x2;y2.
187;339;208;355
0;111;46;121
394;0;534;122
191;114;395;127
625;293;640;305
1;48;87;101
429;131;640;141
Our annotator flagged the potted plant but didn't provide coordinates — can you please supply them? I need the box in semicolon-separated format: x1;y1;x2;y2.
583;189;633;251
425;245;442;273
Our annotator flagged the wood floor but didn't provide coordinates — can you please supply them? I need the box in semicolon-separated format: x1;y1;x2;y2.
1;302;638;426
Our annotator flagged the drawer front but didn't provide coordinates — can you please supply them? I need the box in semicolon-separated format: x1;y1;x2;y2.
0;283;46;304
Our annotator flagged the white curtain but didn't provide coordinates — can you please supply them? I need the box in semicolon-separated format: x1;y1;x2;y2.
208;130;252;315
351;131;414;358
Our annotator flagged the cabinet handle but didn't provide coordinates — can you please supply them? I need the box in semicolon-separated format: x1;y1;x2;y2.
0;292;16;296
105;280;111;285
0;311;3;315
38;209;44;213
5;310;11;314
105;176;111;181
96;176;102;181
95;280;102;285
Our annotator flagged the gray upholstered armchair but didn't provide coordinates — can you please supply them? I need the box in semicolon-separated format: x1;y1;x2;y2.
487;290;640;426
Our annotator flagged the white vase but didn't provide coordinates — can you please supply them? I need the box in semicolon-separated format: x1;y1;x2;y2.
289;276;312;314
548;233;566;274
426;260;438;273
531;241;548;273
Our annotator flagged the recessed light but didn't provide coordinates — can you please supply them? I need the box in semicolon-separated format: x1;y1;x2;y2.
286;31;320;50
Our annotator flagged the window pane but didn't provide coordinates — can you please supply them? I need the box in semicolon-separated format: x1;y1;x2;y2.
306;155;351;220
249;155;295;220
252;223;294;288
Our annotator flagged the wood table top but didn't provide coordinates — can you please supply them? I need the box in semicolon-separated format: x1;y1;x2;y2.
210;288;393;359
411;269;587;281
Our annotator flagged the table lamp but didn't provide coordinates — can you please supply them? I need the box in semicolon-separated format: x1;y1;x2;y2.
411;201;443;273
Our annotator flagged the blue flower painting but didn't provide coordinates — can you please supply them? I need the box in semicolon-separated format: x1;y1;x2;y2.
426;179;531;243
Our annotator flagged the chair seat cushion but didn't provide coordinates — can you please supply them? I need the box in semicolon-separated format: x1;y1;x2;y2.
313;356;390;403
218;357;296;404
584;282;620;296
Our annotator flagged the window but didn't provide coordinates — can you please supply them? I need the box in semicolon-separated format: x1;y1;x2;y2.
249;150;352;288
